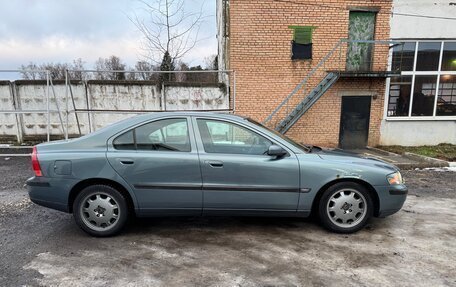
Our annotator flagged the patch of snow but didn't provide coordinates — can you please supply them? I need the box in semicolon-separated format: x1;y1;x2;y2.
422;166;456;172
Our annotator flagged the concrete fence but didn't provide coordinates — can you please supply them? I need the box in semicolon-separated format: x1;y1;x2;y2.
0;80;229;143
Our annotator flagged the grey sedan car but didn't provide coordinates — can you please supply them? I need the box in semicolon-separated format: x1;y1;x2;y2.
27;112;407;236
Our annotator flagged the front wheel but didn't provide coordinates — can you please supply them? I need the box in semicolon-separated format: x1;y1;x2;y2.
73;185;128;237
318;182;373;233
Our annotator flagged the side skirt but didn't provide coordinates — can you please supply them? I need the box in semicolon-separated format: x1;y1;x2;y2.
136;208;310;218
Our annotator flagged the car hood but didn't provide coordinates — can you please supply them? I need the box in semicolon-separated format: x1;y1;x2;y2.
314;148;399;173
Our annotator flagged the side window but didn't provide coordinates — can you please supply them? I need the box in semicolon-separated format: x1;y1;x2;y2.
136;118;190;151
113;130;135;150
113;118;191;152
197;119;272;155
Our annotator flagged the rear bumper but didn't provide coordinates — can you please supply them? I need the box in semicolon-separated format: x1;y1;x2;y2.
374;184;408;218
26;176;76;213
29;197;68;212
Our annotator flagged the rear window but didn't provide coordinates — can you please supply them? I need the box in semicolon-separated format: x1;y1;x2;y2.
113;118;191;152
113;130;135;150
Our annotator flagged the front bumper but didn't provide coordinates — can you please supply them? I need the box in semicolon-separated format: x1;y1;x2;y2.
374;184;408;217
26;176;76;213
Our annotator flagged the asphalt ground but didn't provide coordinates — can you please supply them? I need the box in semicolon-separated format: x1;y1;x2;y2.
0;156;455;286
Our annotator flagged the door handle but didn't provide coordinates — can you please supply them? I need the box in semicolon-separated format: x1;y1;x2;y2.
119;159;135;165
206;160;223;168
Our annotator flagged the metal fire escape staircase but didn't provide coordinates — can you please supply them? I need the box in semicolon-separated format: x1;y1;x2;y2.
263;41;344;134
276;72;339;133
263;39;400;134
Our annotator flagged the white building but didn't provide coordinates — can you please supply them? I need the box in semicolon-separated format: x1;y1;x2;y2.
380;0;456;145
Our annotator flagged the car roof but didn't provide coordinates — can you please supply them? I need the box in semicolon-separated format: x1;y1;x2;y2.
146;111;246;119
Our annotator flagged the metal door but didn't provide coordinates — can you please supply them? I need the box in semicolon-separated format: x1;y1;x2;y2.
346;11;376;71
339;96;371;149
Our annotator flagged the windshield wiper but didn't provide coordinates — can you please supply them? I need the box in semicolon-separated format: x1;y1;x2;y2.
301;144;313;153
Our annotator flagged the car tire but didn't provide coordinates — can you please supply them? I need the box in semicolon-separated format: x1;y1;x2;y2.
318;182;373;233
73;184;128;237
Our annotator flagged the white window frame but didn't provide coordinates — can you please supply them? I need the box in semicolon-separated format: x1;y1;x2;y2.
384;39;456;121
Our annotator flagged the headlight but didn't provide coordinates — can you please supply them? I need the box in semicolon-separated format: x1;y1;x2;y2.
387;171;403;185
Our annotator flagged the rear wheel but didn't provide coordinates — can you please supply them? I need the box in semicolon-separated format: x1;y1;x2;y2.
73;185;128;237
318;182;373;233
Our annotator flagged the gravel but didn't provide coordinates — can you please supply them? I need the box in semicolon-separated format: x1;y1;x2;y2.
0;157;455;286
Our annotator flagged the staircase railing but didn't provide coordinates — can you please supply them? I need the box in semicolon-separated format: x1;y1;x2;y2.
275;72;340;134
263;39;405;132
263;40;344;129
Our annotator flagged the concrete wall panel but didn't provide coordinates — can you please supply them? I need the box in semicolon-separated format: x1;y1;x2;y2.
87;84;161;131
0;82;228;142
165;86;228;111
380;120;456;146
0;84;17;137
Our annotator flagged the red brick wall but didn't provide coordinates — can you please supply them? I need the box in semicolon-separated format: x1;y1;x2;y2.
286;79;386;147
228;0;392;147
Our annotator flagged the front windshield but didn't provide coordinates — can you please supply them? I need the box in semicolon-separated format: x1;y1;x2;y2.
246;118;311;152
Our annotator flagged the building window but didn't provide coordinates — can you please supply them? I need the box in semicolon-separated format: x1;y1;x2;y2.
411;75;437;116
437;75;456;116
387;40;456;118
387;76;412;117
391;42;415;71
289;26;316;60
416;42;441;71
442;42;456;71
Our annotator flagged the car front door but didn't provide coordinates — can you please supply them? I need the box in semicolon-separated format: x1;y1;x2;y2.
107;117;202;216
193;117;300;214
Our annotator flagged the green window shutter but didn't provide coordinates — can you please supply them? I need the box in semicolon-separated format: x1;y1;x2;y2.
289;26;316;44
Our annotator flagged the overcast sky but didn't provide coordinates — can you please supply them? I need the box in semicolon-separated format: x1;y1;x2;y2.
0;0;216;75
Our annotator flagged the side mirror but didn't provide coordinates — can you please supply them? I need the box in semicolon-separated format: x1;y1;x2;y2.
267;145;287;157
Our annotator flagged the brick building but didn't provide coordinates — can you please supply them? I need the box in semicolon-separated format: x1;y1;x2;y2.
218;0;392;147
217;0;396;148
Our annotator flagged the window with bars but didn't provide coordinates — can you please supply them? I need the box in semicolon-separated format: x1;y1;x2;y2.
289;26;316;60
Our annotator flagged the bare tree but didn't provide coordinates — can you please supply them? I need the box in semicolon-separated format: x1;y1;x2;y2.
133;60;158;80
125;68;137;80
204;54;218;70
40;63;69;79
130;0;207;65
175;60;189;82
19;59;86;80
68;58;85;80
19;62;40;80
94;56;126;80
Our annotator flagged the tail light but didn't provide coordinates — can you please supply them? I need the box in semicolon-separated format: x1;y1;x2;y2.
31;146;43;177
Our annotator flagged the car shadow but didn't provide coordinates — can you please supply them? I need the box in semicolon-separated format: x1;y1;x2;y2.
123;215;320;235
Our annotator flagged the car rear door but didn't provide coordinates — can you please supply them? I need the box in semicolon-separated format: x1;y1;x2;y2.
106;116;202;216
192;117;300;214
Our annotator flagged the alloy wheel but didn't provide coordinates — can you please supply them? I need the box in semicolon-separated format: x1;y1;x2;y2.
79;192;120;232
326;188;367;228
